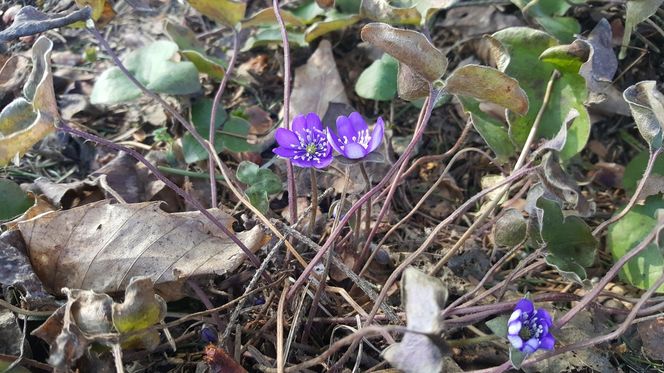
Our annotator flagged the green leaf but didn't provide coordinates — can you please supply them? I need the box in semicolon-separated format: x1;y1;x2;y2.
242;26;307;51
91;40;201;104
512;0;580;43
242;8;305;28
164;20;226;81
355;54;398;101
623;150;664;195
445;64;529;115
509;346;526;369
182;99;227;164
360;0;421;25
457;96;515;161
536;197;597;283
187;0;246;28
411;0;458;25
620;0;664;59
304;11;361;42
623;81;664;150
236;161;283;213
291;0;326;23
0;179;32;220
221;116;252;152
485;315;510;338
607;196;664;292
489;27;590;160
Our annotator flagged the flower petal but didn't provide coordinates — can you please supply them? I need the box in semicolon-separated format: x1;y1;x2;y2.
336;115;358;143
291;157;313;168
349;112;368;133
539;333;555;350
367;117;385;153
292;114;307;135
275;128;300;149
507;320;522;336
343;142;367;159
515;299;534;315
327;130;344;154
313;154;333;168
508;309;522;324
305;112;323;131
273;146;297;158
535;308;553;327
522;338;539;355
508;335;523;350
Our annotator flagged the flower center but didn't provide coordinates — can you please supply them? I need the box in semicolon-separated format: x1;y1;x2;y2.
306;143;317;155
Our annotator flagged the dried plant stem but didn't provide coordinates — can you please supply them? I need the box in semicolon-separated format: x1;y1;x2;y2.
187;280;223;339
354;90;440;271
276;281;289;373
358;163;371;239
309;168;318;235
209;28;240;208
287;86;440;298
359;147;496;277
592;146;663;236
429;70;559;274
555;223;662;328
272;0;297;223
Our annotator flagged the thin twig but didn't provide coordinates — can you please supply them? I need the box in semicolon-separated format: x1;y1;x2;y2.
209;28;240;208
592;146;663;236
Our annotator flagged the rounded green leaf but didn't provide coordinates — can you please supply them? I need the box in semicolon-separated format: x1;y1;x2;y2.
355;54;398;101
0;179;32;220
607;196;664;292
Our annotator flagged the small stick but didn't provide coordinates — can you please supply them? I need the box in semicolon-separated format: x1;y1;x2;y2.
309;168;318;235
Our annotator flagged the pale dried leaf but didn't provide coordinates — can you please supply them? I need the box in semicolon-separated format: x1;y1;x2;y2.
18;201;266;301
289;39;349;119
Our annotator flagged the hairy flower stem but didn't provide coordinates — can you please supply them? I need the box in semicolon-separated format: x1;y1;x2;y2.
272;0;297;223
592;146;663;236
309;168;318;235
429;70;559;275
353;90;440;273
209;28;239;208
287;86;439;299
359;163;371;239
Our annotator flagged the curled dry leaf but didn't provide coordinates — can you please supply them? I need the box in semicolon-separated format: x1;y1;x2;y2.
578;19;617;101
289;39;349;119
623;81;664;149
382;267;448;373
397;62;429;100
0;6;92;43
0;36;59;166
445;64;528;115
493;208;527;247
18;201;266;301
361;22;447;82
112;276;166;349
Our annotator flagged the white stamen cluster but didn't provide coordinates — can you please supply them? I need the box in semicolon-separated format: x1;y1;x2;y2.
291;128;328;163
339;129;371;151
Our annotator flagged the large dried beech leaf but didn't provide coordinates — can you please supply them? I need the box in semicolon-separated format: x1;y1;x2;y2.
361;22;447;82
623;81;664;149
445;64;528;115
289;39;349;119
18;201;266;301
0;36;58;166
382;267;448;373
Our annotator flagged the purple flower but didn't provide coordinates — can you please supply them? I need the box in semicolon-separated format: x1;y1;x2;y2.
327;112;384;160
273;113;332;168
507;299;555;355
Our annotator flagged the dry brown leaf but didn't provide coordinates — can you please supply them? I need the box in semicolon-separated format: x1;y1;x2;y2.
18;201;267;301
289;39;349;120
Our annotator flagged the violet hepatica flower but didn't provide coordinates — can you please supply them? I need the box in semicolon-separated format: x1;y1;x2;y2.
507;299;555;355
327;112;384;159
273;113;332;168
